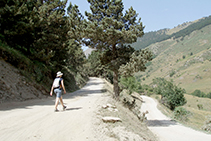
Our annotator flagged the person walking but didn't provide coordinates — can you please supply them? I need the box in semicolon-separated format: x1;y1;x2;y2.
50;71;67;112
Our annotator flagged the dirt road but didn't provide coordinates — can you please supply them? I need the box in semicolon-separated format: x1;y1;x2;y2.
0;77;105;141
140;95;211;141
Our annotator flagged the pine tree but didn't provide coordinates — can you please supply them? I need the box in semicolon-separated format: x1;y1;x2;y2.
84;0;145;98
34;0;68;66
65;2;87;72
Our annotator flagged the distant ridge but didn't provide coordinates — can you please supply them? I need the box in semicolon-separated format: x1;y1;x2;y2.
132;15;211;50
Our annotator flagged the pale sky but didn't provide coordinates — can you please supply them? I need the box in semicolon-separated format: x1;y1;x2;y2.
66;0;211;32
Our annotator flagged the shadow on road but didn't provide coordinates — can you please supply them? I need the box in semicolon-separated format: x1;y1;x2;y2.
146;119;177;127
65;107;82;111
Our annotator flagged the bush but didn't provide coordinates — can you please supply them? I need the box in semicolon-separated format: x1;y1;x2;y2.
197;104;203;110
207;92;211;99
169;70;176;77
120;76;141;94
174;107;190;121
191;90;206;98
153;77;187;110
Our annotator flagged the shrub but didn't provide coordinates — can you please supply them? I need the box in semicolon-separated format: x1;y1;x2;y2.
169;70;176;77
207;92;211;99
191;90;206;98
197;104;203;110
174;107;190;121
120;76;141;94
153;77;187;110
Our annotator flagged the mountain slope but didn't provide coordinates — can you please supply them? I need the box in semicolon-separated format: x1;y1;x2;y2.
135;23;211;94
132;15;211;51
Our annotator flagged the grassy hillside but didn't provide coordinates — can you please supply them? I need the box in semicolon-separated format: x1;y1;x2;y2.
135;24;211;94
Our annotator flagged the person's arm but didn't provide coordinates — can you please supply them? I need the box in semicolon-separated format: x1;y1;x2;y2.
50;84;54;96
61;79;66;94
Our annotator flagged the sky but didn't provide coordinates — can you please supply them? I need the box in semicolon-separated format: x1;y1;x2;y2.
66;0;211;32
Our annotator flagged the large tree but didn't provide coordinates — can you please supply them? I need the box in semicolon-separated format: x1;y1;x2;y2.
84;0;148;98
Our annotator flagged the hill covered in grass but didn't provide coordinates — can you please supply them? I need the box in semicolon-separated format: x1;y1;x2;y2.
134;15;211;94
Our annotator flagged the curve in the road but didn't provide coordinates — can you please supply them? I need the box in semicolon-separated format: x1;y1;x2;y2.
140;95;211;141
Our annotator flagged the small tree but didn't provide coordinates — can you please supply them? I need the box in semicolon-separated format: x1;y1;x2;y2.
153;78;187;110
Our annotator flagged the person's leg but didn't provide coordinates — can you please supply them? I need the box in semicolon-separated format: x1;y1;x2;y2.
55;97;60;111
59;96;64;107
59;96;66;110
54;89;60;111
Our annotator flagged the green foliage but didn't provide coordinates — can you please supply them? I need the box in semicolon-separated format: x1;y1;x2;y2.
207;92;211;99
120;76;141;94
174;107;190;121
0;0;69;65
86;50;106;77
191;90;206;98
169;70;176;77
119;49;153;77
100;45;135;72
153;77;187;110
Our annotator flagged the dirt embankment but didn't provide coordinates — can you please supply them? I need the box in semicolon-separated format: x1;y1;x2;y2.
0;59;47;103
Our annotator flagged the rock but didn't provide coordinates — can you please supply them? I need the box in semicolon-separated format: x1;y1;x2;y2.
102;103;116;109
102;117;122;123
102;105;108;109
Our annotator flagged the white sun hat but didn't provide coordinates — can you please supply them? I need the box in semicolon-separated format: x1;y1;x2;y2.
56;71;63;77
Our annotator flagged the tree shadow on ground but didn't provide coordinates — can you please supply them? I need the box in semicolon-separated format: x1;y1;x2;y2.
146;119;177;127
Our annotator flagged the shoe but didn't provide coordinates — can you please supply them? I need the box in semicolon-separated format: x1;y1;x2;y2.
63;105;67;111
55;109;59;112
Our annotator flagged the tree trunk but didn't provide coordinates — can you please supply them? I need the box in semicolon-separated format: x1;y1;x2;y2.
112;44;119;99
113;70;119;99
